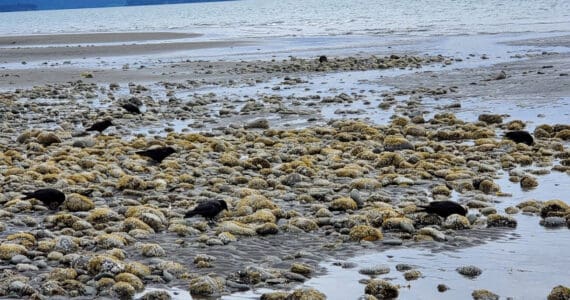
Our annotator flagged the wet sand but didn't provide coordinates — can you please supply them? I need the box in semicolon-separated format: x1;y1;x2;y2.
0;32;569;300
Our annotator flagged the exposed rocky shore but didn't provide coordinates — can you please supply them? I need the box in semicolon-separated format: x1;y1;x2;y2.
0;45;569;300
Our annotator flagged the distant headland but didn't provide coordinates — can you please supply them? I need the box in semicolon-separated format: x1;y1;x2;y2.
0;0;231;12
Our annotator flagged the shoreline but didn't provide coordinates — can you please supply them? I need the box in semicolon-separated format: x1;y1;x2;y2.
0;31;569;300
0;32;202;46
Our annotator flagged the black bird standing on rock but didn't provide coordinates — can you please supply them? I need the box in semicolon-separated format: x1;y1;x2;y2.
416;201;467;218
504;130;534;146
86;119;114;134
22;188;66;210
136;146;176;163
121;103;142;115
184;200;228;221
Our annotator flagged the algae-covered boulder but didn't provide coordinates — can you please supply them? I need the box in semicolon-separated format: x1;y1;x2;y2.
0;243;27;260
140;243;166;257
330;197;358;211
115;272;144;291
487;214;517;228
111;281;135;299
290;263;313;276
365;279;399;299
540;200;569;218
64;193;95;212
189;275;225;296
547;285;570;300
349;225;383;241
383;135;414;151
288;217;319;232
216;221;257;236
382;217;415;233
37;132;62;146
286;288;326;300
472;289;499;300
443;214;471;230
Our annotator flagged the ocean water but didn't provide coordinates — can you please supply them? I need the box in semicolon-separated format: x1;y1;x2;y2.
0;0;569;39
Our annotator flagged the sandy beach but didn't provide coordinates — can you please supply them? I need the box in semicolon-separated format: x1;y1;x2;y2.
0;30;569;300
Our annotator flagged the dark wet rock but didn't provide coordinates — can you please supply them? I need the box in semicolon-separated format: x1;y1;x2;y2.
540;217;567;228
395;264;414;272
282;271;307;282
226;280;250;292
359;265;390;275
245;118;270;129
111;282;136;299
72;138;97;148
456;265;482;278
437;284;450;292
472;289;499;300
505;130;534;145
382;239;403;246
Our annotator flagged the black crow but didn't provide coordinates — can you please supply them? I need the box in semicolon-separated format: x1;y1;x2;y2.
121;103;142;114
86;119;113;133
22;188;66;210
505;130;533;146
184;199;228;221
417;201;467;218
136;146;176;163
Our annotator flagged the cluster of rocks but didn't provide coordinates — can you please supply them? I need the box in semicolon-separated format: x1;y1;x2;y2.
0;54;569;299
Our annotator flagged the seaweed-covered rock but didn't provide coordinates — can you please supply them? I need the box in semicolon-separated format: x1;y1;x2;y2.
286;288;326;300
290;263;313;276
349;225;383;241
365;279;399;298
486;214;517;228
64;193;95;212
189;275;225;296
472;289;499;300
382;217;415;233
457;265;482;278
115;272;144;291
0;243;27;260
140;243;166;257
288;217;319;232
217;221;257;236
540;200;569;218
330;197;358;211
111;281;136;299
547;285;570;300
384;135;414;151
37;132;62;146
520;176;538;189
443;214;471;230
359;265;390;275
404;270;422;281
